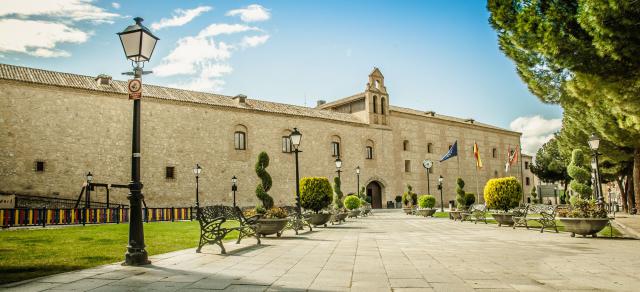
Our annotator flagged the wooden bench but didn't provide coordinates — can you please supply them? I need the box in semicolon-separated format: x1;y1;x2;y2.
196;205;260;254
461;204;488;224
513;204;559;233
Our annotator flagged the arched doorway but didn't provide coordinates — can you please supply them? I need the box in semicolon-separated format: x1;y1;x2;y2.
366;181;383;209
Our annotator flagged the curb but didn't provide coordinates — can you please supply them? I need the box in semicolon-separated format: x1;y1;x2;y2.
611;219;640;239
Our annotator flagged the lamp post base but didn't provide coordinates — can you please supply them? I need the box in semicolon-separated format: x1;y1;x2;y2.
124;248;150;266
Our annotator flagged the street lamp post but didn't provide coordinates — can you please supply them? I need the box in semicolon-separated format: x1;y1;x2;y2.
86;172;93;208
231;176;238;208
193;164;202;209
438;175;444;212
588;133;603;205
118;17;159;266
355;166;361;196
335;157;342;180
290;128;302;215
554;185;558;205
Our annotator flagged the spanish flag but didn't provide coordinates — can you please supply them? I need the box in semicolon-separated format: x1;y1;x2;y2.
473;141;482;169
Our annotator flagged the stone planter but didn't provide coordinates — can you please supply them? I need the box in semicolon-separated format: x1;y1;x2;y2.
403;207;413;215
256;218;289;237
395;202;402;208
309;213;332;227
449;211;462;221
417;209;436;217
491;213;515;227
348;209;361;218
331;212;348;224
559;217;610;237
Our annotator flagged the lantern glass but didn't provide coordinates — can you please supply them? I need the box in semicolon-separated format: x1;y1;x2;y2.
290;128;302;149
438;175;443;184
193;164;202;176
355;166;360;175
87;172;93;182
335;157;342;169
118;17;159;63
588;133;600;151
232;176;237;185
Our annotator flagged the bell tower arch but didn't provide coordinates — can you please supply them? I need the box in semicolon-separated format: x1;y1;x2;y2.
365;67;389;125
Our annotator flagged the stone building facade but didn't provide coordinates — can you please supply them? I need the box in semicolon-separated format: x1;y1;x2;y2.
0;64;523;208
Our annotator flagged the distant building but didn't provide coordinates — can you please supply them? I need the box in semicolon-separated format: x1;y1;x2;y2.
0;64;524;208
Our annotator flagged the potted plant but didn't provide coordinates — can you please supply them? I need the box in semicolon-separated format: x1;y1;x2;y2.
331;177;348;224
558;149;609;237
450;178;469;220
402;184;417;214
484;177;522;226
559;197;609;237
253;152;289;236
300;176;334;227
344;195;361;218
394;195;402;208
416;195;437;217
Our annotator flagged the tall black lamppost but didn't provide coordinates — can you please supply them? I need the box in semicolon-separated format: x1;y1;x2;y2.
438;175;444;212
335;156;342;180
290;128;302;215
553;185;558;205
231;176;238;208
86;172;93;208
355;166;361;196
193;164;202;208
588;133;603;205
118;17;159;266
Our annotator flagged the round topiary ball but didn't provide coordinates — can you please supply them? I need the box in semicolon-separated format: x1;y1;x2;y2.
300;177;333;213
483;177;522;212
343;195;361;210
418;195;436;209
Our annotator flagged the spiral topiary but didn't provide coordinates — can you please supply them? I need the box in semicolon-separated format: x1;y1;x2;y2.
334;177;344;209
455;178;467;208
255;151;274;209
483;177;522;212
567;149;592;199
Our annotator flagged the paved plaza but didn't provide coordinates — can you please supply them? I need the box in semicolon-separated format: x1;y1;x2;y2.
4;210;640;292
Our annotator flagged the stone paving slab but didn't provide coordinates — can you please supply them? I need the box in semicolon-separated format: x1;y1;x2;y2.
2;210;640;291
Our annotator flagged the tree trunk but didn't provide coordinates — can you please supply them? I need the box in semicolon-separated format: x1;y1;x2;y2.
617;177;627;213
634;149;640;213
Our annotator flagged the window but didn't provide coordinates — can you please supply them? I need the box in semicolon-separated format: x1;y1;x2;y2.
404;160;411;172
165;166;175;179
427;143;433;153
380;97;385;114
526;177;530;186
375;79;380;89
373;96;378;113
234;131;246;150
282;136;292;153
366;146;373;159
35;161;45;172
492;148;497;158
494;170;498;177
331;142;340;157
403;140;409;151
525;161;529;169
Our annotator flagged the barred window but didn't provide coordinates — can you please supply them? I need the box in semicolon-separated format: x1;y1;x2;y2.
526;177;530;185
165;166;175;179
525;161;529;169
404;160;411;172
492;148;497;158
366;146;373;159
35;161;45;172
331;142;340;157
234;131;246;150
403;140;409;151
427;143;433;153
282;136;292;153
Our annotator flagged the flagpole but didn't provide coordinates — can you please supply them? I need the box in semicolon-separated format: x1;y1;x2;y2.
457;155;460;178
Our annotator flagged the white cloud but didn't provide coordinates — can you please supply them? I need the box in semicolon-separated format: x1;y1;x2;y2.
240;35;270;48
0;19;88;57
0;0;119;24
150;6;212;31
153;37;233;77
111;2;120;9
226;4;270;22
509;115;562;155
197;23;260;38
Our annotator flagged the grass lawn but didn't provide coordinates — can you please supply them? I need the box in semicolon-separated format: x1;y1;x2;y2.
0;221;239;284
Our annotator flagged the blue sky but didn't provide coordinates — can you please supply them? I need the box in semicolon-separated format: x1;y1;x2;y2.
0;0;562;154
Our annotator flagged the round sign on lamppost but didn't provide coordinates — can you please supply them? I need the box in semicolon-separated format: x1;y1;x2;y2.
422;159;433;195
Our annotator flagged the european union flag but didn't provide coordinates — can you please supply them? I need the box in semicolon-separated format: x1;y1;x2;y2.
440;140;458;162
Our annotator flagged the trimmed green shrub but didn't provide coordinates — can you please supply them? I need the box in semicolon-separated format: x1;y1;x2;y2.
567;149;592;198
530;186;538;204
483;177;522;212
333;177;344;209
344;195;361;210
394;195;402;203
255;151;274;209
418;195;436;209
463;192;476;207
455;178;466;208
300;177;333;213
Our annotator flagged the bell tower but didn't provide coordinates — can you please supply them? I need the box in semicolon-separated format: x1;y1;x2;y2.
365;67;389;125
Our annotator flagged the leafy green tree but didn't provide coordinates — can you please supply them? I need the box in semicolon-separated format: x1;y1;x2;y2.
255;151;274;209
487;0;640;211
531;136;569;184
